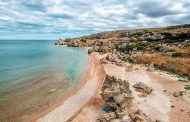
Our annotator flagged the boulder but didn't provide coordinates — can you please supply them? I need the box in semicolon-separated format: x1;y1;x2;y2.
88;49;93;54
99;46;110;53
118;42;127;49
100;58;108;64
49;88;57;93
80;38;87;42
106;53;122;63
140;33;165;40
97;112;116;122
120;31;137;37
146;63;155;71
133;82;153;95
122;37;131;41
142;41;148;44
173;92;180;97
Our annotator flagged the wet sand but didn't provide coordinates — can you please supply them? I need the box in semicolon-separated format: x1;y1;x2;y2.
31;53;106;122
0;73;71;122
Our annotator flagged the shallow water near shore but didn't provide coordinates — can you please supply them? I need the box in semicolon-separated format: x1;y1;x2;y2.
0;40;88;121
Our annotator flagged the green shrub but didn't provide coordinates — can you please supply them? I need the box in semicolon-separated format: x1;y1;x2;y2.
184;85;190;90
172;52;182;57
125;44;144;51
179;91;185;96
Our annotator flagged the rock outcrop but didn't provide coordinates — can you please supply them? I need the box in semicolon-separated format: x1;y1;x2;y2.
98;75;152;122
98;75;134;122
140;33;165;40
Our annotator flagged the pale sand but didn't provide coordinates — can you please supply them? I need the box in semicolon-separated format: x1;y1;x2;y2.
70;53;106;122
147;72;190;122
103;62;190;122
28;55;92;122
36;53;106;122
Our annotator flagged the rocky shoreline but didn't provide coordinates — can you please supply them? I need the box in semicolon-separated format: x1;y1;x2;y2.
56;24;190;80
54;24;190;122
98;75;153;122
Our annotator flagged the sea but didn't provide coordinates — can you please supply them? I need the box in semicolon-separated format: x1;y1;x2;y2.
0;40;88;121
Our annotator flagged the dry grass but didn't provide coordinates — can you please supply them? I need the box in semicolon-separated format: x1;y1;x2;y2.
136;53;190;78
168;47;190;56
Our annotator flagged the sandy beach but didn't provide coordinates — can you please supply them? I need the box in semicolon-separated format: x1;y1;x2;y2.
102;60;190;122
30;53;105;122
71;53;190;122
1;1;190;121
28;52;190;122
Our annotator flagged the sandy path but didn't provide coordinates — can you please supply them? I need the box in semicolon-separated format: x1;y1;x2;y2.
36;53;105;122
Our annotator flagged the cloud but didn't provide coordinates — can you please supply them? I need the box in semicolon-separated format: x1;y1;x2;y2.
135;1;176;18
0;0;190;39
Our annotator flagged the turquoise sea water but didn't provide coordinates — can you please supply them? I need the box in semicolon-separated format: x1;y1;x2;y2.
0;40;87;119
0;40;88;98
0;40;87;86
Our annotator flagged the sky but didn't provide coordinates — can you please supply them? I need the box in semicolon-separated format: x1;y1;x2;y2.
0;0;190;40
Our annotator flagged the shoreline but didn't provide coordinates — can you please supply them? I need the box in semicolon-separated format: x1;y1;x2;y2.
29;53;106;122
28;54;92;121
68;53;106;122
31;51;190;122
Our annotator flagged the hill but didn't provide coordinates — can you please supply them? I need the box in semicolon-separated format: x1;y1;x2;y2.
58;24;190;80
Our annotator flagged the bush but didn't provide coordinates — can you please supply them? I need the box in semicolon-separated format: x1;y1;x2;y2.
125;44;144;51
172;52;182;57
184;85;190;90
126;44;137;50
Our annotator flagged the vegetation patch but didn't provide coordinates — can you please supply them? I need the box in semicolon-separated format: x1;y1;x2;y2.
184;85;190;90
179;91;186;96
125;43;144;51
136;53;190;79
